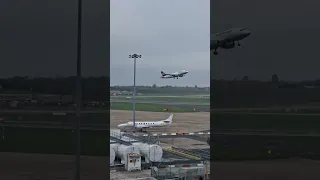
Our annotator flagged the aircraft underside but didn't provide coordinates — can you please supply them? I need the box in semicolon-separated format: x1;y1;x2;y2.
123;127;149;133
173;75;184;79
213;41;241;55
122;126;169;133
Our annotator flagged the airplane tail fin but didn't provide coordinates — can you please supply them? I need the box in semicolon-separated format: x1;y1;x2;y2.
161;71;166;76
162;113;173;124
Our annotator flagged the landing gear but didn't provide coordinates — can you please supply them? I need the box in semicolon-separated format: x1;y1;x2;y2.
237;42;241;46
213;41;220;55
140;129;147;133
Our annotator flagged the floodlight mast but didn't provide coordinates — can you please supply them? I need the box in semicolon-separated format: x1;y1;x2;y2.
129;54;142;131
75;0;82;179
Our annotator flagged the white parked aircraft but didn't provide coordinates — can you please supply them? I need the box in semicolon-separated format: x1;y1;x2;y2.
117;114;173;132
160;70;188;79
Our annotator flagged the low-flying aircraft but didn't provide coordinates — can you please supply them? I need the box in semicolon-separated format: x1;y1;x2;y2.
160;70;188;79
211;28;251;55
117;114;173;132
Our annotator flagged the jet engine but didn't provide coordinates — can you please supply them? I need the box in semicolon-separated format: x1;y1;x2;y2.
221;42;235;49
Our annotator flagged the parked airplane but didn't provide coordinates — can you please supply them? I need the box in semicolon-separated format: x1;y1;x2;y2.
160;70;188;79
117;114;173;132
211;28;251;55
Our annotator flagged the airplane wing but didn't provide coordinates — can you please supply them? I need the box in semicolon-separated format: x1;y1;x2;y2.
165;73;175;76
136;125;151;128
139;126;150;128
161;75;174;79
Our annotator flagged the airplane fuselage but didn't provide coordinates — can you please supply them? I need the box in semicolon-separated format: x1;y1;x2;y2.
117;114;173;131
211;28;251;55
118;121;166;128
161;70;188;79
172;71;188;77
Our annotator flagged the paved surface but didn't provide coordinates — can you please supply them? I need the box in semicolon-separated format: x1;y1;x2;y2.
111;100;210;112
112;95;209;98
1;152;319;180
110;110;210;133
212;158;320;180
211;107;320;112
214;112;320;116
111;99;209;106
0;152;108;180
110;169;152;179
2;121;109;130
0;109;110;113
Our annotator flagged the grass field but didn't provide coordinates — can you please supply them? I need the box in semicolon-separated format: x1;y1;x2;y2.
1;111;109;124
212;113;320;132
110;102;203;112
0;127;108;156
111;96;210;103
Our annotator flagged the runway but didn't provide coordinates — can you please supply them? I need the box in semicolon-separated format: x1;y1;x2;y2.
213;112;320;115
6;106;320;114
211;107;320;112
111;99;209;106
0;109;109;113
112;95;209;98
111;99;210;112
2;121;320;137
2;120;109;130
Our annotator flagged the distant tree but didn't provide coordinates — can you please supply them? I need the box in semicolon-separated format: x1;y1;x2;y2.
195;85;197;88
242;76;249;81
272;74;279;83
152;84;157;88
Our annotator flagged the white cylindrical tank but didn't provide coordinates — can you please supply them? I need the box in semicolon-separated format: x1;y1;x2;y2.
110;143;140;163
133;142;163;162
110;147;115;165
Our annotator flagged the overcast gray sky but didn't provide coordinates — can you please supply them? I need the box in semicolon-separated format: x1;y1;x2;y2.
0;0;109;78
211;0;320;81
110;0;210;87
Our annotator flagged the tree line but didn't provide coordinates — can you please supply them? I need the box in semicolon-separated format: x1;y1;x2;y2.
1;76;320;106
0;76;109;101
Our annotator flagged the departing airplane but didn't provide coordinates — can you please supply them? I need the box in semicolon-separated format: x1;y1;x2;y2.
211;28;251;55
160;70;188;79
118;114;173;132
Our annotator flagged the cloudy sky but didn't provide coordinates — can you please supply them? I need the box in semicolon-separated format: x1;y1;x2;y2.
110;0;210;87
0;0;109;78
211;0;320;81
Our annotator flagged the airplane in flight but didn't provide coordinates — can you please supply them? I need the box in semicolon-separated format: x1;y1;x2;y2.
117;114;173;132
160;70;188;79
211;28;251;55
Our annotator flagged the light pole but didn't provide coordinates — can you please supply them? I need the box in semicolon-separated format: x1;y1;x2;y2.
129;54;142;131
75;0;82;179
